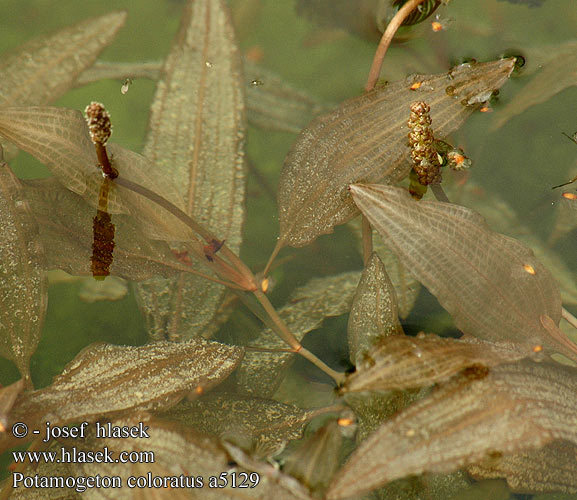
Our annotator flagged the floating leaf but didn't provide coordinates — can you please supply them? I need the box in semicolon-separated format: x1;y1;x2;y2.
468;440;577;494
349;218;421;318
343;334;527;393
244;61;328;134
0;12;126;107
0;339;243;454
135;0;246;341
327;359;577;499
236;271;360;397
160;393;316;458
349;184;575;360
20;178;196;281
0;163;46;382
348;252;403;366
492;40;577;130
0;106;194;243
277;58;515;248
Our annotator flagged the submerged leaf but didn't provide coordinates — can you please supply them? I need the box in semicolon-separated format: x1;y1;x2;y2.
20;178;196;281
348;253;403;366
0;106;193;242
135;0;246;341
349;218;421;318
0;339;243;453
284;415;353;495
446;180;577;305
277;58;515;248
468;440;577;494
0;12;126;107
160;393;315;458
350;184;574;360
237;271;360;397
0;163;46;381
327;359;577;499
343;334;527;393
0;379;24;431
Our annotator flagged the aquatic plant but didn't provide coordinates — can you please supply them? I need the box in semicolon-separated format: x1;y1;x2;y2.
0;0;576;498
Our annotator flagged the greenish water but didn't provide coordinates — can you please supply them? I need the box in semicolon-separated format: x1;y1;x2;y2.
1;0;577;498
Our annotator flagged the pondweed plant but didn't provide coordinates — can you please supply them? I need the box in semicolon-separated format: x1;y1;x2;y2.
1;0;577;499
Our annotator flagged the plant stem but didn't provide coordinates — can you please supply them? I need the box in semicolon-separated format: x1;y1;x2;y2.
430;184;451;203
365;0;428;92
114;175;345;384
361;214;373;266
562;307;577;331
253;289;346;385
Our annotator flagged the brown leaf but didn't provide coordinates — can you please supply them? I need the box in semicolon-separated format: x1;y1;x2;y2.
0;378;25;431
277;58;515;248
0;106;193;242
327;359;577;499
236;271;360;397
0;339;243;454
20;178;197;281
343;334;527;393
284;415;353;495
349;184;575;360
159;393;316;458
0;12;126;107
63;415;315;500
468;440;577;494
347;252;403;366
0;163;46;382
445;180;577;306
135;0;246;341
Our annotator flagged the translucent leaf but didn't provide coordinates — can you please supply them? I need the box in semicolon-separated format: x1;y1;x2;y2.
0;379;24;431
277;58;516;248
21;178;197;281
284;415;353;495
327;359;577;499
0;12;127;107
468;440;577;494
159;393;315;458
236;271;360;397
492;40;577;130
348;253;403;366
135;0;246;341
60;416;315;500
244;61;328;134
446;180;577;305
343;334;528;393
349;218;421;319
0;339;243;454
349;184;575;360
0;163;46;381
0;106;192;242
